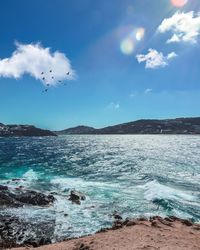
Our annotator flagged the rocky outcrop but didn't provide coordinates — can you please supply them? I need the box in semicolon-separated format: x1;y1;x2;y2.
0;215;54;249
57;117;200;134
0;187;55;207
0;123;57;137
69;190;86;205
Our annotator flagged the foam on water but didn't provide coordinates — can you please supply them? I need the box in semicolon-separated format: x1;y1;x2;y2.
143;180;197;202
0;135;200;241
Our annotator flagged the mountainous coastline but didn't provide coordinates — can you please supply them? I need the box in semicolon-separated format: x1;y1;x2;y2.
0;123;57;137
1;117;200;137
57;117;200;135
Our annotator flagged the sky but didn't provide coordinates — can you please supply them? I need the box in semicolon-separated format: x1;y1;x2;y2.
0;0;200;130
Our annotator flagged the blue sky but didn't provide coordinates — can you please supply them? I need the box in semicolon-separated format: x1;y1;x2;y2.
0;0;200;130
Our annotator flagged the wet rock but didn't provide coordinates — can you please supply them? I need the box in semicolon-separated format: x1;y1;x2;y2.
69;190;86;204
0;185;8;191
0;191;22;207
112;220;123;230
168;216;181;222
12;178;26;182
151;220;160;228
138;217;148;221
14;190;55;206
125;219;137;227
0;215;55;248
164;217;175;222
181;219;193;227
0;189;55;207
112;211;123;220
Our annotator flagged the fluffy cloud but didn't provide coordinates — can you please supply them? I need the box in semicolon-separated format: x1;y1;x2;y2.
0;42;75;85
136;49;177;69
157;11;200;43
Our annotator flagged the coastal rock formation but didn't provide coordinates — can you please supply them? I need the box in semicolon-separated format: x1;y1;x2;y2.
69;190;86;205
0;123;57;137
11;216;200;250
57;117;200;134
0;187;55;207
0;215;54;249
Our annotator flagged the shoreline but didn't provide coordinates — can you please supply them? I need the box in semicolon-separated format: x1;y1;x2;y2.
8;216;200;250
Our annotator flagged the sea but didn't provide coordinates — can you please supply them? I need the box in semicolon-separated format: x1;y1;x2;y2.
0;135;200;243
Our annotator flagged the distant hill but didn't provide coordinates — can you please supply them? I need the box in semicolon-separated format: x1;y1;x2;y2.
57;125;96;135
0;123;57;137
56;117;200;135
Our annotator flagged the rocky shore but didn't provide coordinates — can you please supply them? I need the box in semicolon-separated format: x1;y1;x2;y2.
1;184;200;250
10;216;200;250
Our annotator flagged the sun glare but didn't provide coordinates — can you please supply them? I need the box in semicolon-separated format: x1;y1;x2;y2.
120;38;135;55
171;0;188;7
136;28;145;41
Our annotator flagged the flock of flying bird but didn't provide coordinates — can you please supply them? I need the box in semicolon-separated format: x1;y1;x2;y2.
41;70;70;93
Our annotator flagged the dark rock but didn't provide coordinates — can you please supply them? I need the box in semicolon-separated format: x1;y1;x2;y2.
12;178;26;181
69;190;86;204
0;185;8;191
168;216;181;222
112;220;123;230
0;191;22;207
0;189;55;207
125;220;137;227
158;218;172;227
0;215;55;248
138;217;148;221
181;219;193;227
112;211;123;220
164;217;175;222
151;221;160;228
14;190;55;206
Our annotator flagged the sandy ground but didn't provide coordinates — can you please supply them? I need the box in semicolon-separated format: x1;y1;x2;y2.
11;217;200;250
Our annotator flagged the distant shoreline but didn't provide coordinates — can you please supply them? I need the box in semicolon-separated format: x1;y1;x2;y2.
1;117;200;136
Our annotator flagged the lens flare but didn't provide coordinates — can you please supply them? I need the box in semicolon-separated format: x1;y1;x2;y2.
120;38;134;55
171;0;188;7
136;28;145;41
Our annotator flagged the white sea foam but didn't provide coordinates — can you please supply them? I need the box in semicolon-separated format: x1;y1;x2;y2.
143;180;196;202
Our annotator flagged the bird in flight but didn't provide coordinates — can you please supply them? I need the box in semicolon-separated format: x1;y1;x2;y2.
66;72;70;75
49;70;52;73
41;72;44;75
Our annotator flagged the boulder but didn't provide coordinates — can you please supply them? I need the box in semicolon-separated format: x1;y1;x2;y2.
69;190;86;204
14;190;55;206
0;189;55;207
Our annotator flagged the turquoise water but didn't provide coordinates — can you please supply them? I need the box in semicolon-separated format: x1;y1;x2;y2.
0;135;200;242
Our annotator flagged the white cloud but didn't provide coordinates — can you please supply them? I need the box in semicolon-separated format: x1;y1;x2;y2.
0;42;75;85
107;102;120;110
144;88;152;94
136;49;177;69
157;11;200;43
167;52;177;60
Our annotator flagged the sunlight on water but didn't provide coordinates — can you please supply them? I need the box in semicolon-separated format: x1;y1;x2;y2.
0;135;200;241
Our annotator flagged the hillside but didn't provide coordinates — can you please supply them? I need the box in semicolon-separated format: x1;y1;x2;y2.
0;123;57;137
57;117;200;135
